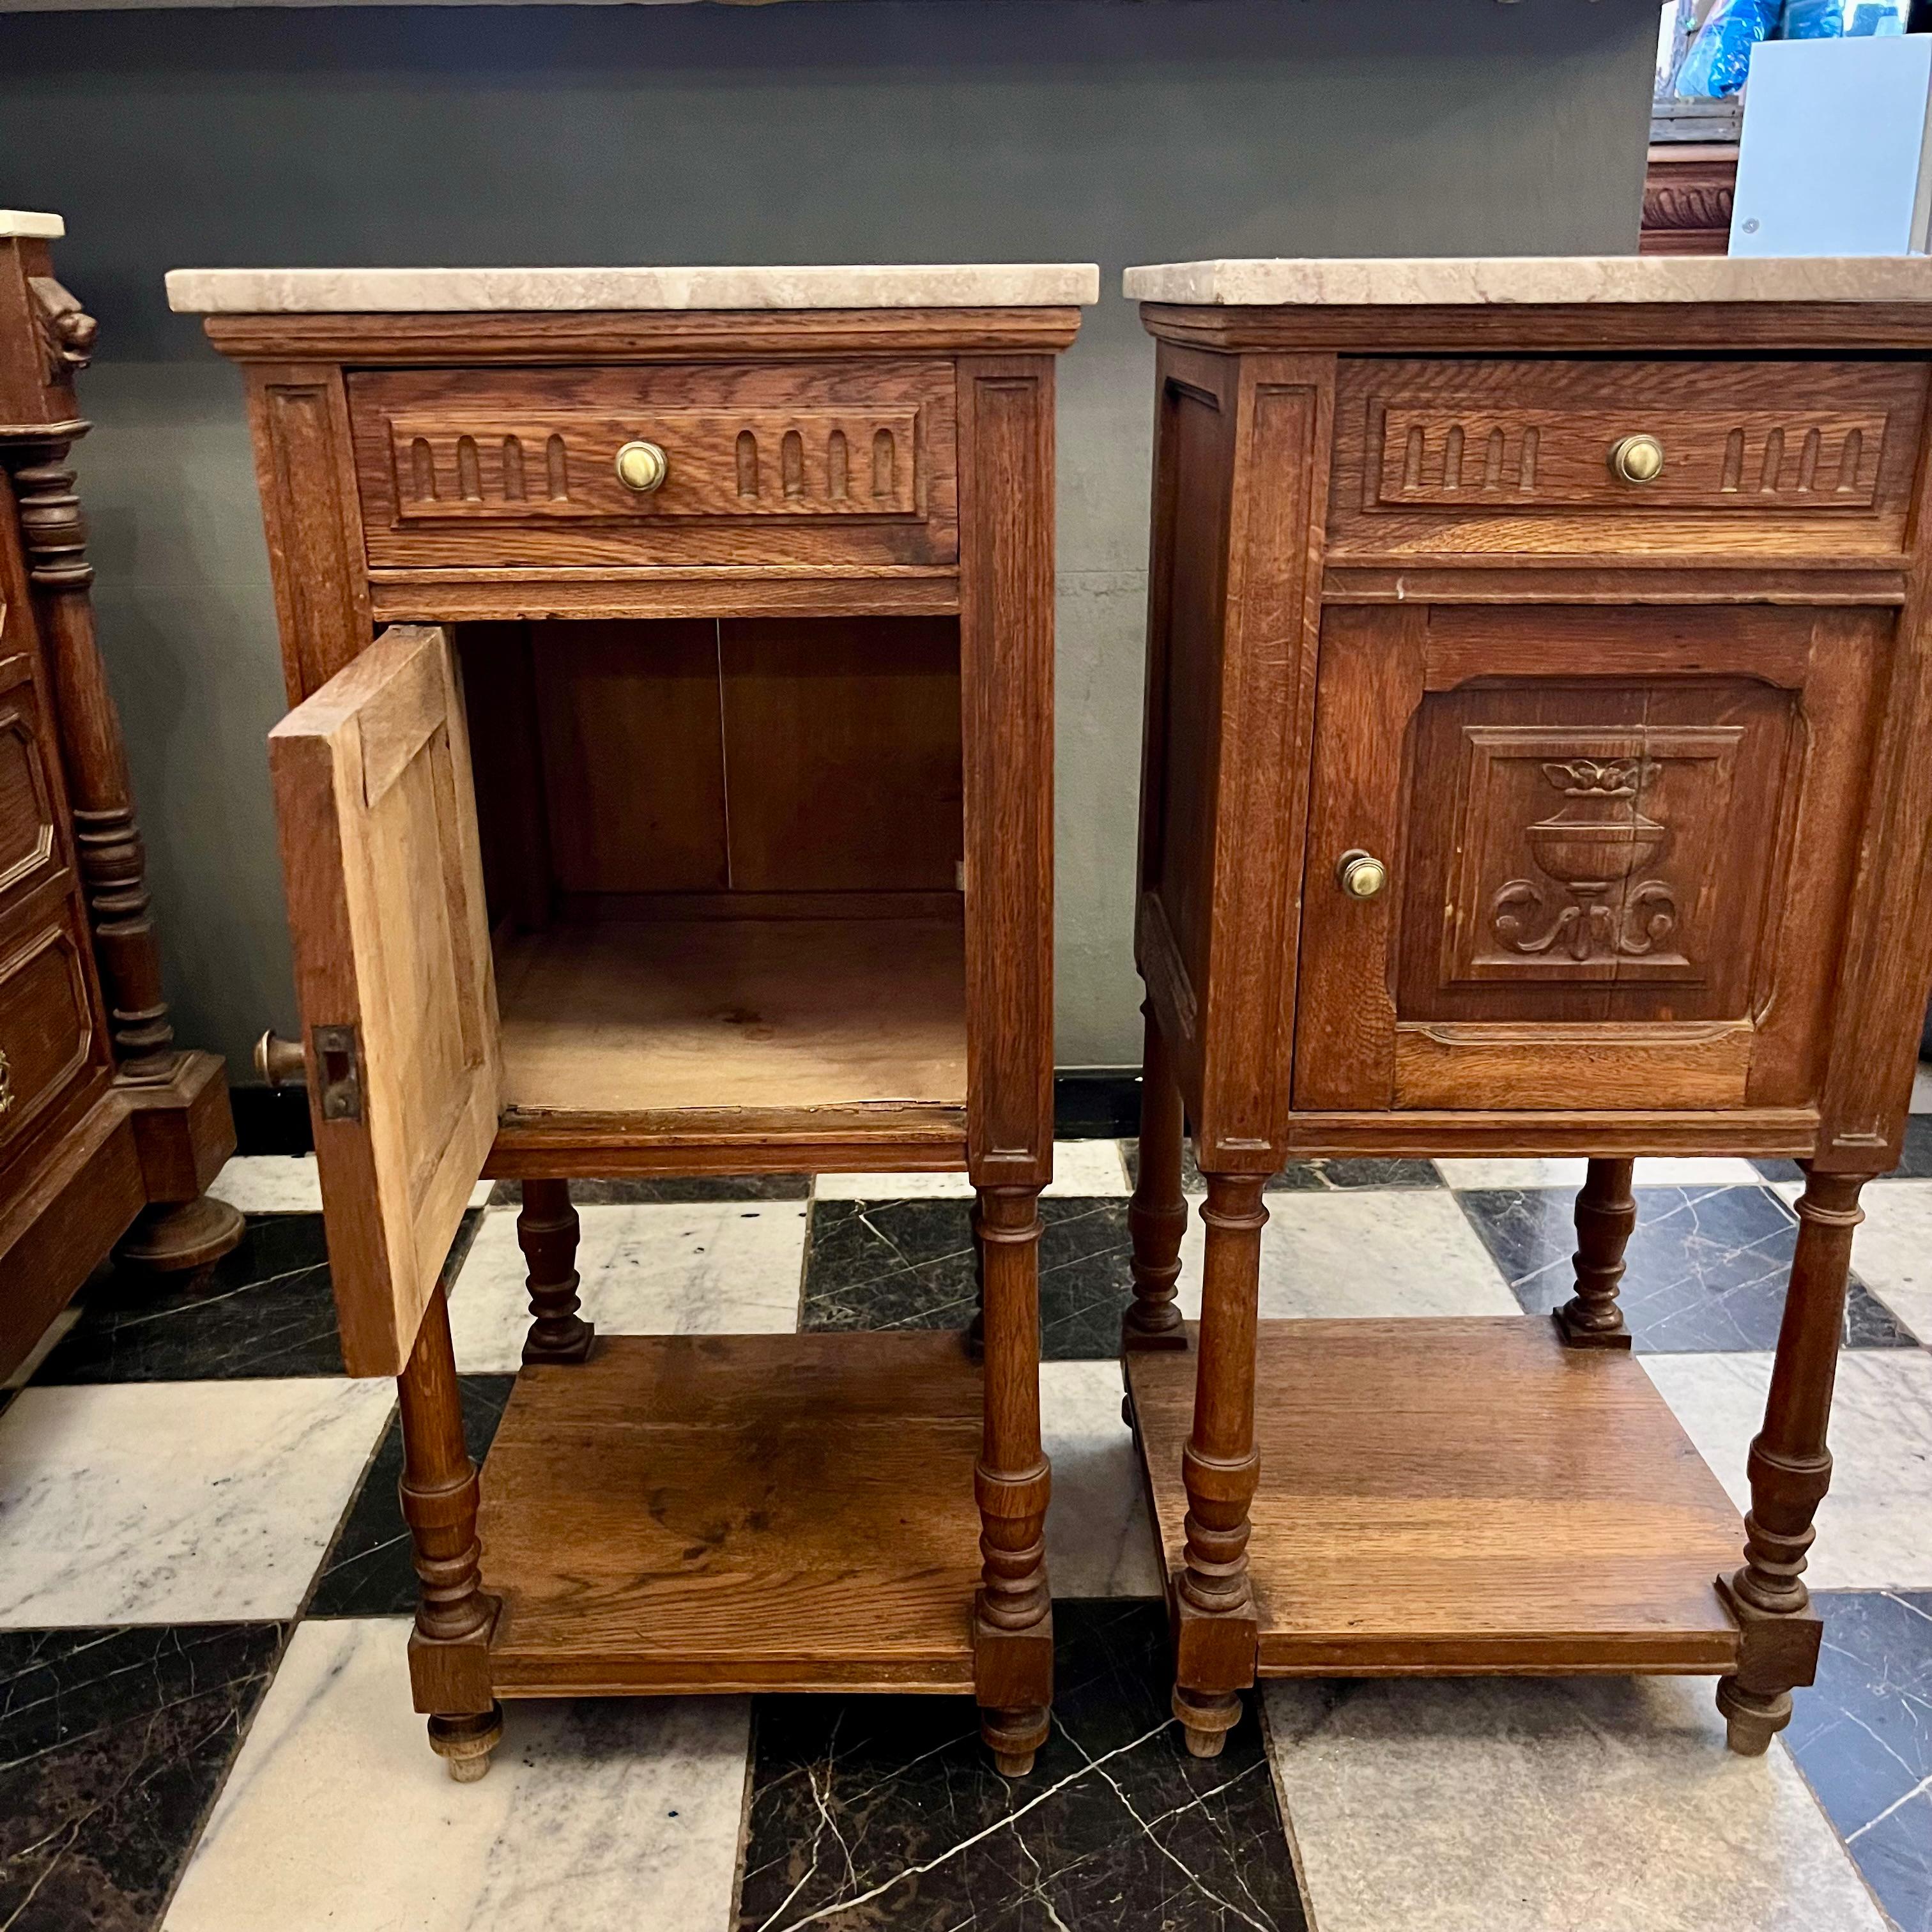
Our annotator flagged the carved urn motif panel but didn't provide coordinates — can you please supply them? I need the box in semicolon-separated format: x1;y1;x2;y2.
1399;678;1797;1027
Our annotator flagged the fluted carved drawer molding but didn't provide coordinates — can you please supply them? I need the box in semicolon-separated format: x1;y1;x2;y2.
348;362;958;574
1331;357;1926;558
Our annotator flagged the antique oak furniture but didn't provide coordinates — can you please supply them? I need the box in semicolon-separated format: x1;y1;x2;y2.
168;260;1097;1779
1117;256;1932;1759
0;211;240;1374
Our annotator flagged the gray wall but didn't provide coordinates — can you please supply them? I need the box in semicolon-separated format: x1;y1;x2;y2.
0;0;1659;1078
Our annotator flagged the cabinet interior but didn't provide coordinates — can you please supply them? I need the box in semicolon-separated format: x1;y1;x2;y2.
457;614;967;1121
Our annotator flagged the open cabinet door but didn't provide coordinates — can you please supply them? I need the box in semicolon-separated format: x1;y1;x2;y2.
270;625;500;1377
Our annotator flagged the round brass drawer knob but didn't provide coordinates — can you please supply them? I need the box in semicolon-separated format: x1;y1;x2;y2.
614;440;669;494
1609;434;1665;484
1337;850;1388;900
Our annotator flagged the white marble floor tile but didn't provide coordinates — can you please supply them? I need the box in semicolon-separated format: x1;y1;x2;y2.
447;1199;808;1373
1266;1673;1888;1932
0;1378;393;1625
1836;1177;1932;1338
1175;1189;1518;1322
1041;1359;1162;1598
813;1138;1129;1200
162;1618;750;1932
1643;1350;1932;1590
1434;1155;1765;1190
208;1153;493;1215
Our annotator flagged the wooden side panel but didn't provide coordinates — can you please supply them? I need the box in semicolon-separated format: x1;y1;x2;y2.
531;618;728;896
1136;346;1236;1100
1816;402;1932;1169
957;358;1054;1184
1194;356;1335;1165
269;625;498;1376
245;364;374;705
719;617;963;893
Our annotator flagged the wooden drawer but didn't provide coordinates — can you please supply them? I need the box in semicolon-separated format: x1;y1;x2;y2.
348;362;958;572
1328;358;1929;560
0;898;99;1163
0;649;63;918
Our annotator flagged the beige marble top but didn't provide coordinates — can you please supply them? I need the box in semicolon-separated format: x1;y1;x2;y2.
165;262;1100;314
1123;256;1932;307
0;211;65;240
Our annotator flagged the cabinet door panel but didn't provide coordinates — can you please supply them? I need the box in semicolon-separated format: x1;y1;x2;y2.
270;624;499;1376
1294;604;1884;1115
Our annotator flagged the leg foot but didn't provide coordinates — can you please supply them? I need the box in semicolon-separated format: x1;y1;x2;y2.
428;1704;503;1782
1554;1156;1634;1349
112;1194;245;1276
1124;1004;1190;1352
518;1179;592;1365
1173;1685;1241;1759
1715;1678;1789;1757
981;1704;1049;1777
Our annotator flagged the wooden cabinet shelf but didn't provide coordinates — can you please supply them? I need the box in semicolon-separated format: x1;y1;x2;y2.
482;1333;984;1698
1127;1319;1744;1678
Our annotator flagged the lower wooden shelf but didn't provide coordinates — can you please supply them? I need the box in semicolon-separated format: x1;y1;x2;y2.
479;1330;985;1698
1126;1316;1745;1677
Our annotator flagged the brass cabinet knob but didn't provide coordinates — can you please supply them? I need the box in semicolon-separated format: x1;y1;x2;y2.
1609;434;1665;484
613;440;669;494
255;1027;308;1089
1337;850;1388;900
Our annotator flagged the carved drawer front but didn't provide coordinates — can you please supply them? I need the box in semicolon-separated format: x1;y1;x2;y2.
348;362;958;572
0;901;98;1159
0;648;63;917
1329;358;1928;560
1294;604;1888;1114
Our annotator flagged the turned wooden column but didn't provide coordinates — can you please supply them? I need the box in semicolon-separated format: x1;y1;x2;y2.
1124;1004;1189;1352
1173;1171;1266;1758
1716;1167;1871;1754
397;1284;502;1781
971;1183;1052;1777
518;1178;592;1365
1556;1156;1636;1349
1;433;176;1083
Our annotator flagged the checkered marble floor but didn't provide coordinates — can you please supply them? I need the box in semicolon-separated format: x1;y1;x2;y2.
3;1089;1931;1932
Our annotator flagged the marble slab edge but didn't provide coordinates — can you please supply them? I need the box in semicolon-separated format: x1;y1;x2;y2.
1123;254;1932;307
0;211;65;240
165;263;1101;314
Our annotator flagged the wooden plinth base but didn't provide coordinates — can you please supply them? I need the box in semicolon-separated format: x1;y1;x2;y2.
479;1331;992;1698
1126;1317;1745;1678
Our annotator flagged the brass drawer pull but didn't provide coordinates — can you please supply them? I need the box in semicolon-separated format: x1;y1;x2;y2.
613;440;669;494
1337;850;1388;900
1609;434;1665;485
0;1045;12;1117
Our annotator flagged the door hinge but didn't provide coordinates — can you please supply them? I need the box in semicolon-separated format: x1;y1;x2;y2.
312;1024;364;1123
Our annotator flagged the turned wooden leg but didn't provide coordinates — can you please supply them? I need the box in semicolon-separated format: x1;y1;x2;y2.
1555;1156;1636;1349
518;1178;592;1365
1715;1167;1870;1756
1173;1172;1266;1758
397;1284;501;1781
1124;1004;1189;1353
972;1183;1052;1777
